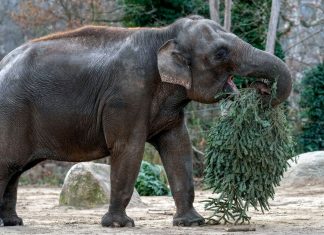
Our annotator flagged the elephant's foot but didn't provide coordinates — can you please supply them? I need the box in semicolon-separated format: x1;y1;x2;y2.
173;208;205;226
101;211;134;227
1;215;23;226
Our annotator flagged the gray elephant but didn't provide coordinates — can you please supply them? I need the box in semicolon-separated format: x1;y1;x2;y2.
0;15;291;227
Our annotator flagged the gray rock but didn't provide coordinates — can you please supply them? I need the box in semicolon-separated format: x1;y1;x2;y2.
280;151;324;188
59;162;143;208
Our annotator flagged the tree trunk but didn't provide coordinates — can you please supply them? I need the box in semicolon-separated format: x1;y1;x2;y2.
224;0;232;31
266;0;281;54
209;0;220;23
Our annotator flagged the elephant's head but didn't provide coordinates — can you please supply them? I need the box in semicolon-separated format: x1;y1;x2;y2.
157;16;292;106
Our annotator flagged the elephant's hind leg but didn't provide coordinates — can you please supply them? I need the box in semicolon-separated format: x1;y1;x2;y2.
0;173;23;226
0;167;10;227
0;106;34;226
0;159;43;226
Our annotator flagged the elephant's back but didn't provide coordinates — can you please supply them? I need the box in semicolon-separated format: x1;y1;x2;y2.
32;25;134;44
0;43;32;82
0;43;35;104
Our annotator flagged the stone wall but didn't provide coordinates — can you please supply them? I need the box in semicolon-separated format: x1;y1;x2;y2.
279;0;324;112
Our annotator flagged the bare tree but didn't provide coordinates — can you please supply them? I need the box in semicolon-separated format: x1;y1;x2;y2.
11;0;122;38
266;0;281;54
224;0;232;31
209;0;220;23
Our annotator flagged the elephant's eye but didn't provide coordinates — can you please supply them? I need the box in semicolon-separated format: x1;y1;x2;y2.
215;47;229;60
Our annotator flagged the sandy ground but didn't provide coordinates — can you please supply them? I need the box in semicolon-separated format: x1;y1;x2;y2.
1;185;324;235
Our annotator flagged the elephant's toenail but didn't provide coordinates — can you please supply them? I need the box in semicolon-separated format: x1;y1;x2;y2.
112;222;120;227
125;221;133;227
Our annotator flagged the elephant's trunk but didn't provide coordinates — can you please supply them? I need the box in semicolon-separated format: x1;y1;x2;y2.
233;42;292;106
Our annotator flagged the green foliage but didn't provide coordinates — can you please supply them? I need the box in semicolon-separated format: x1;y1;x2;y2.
121;0;209;27
298;64;324;152
204;89;296;224
231;1;268;50
231;0;284;58
135;161;170;196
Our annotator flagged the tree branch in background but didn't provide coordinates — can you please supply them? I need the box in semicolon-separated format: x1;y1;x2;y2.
10;0;122;38
209;0;220;23
283;30;322;53
266;0;280;54
224;0;232;31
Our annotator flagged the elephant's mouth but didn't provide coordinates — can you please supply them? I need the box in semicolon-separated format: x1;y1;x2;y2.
222;75;239;94
222;76;272;96
217;76;271;102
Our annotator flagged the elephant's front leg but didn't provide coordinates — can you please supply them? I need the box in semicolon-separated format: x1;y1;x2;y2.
101;138;145;227
152;120;205;226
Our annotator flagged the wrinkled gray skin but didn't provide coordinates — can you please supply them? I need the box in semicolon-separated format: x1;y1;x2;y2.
0;16;291;227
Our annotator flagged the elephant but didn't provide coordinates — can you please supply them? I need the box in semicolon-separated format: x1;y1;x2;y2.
0;15;292;227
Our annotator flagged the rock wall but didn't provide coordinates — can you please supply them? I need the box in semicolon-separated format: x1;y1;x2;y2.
279;0;324;112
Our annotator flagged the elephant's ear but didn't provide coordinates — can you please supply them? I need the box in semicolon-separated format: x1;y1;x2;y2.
157;40;192;89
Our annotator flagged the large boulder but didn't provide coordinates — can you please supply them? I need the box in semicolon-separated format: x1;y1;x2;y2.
59;162;143;208
280;151;324;188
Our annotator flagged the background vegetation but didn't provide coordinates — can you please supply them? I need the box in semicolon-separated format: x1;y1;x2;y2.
121;0;208;26
298;64;324;152
135;161;170;196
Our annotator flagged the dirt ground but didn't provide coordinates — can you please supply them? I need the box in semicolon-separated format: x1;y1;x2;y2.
1;185;324;235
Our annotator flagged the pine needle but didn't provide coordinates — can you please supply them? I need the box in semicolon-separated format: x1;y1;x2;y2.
203;88;296;225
